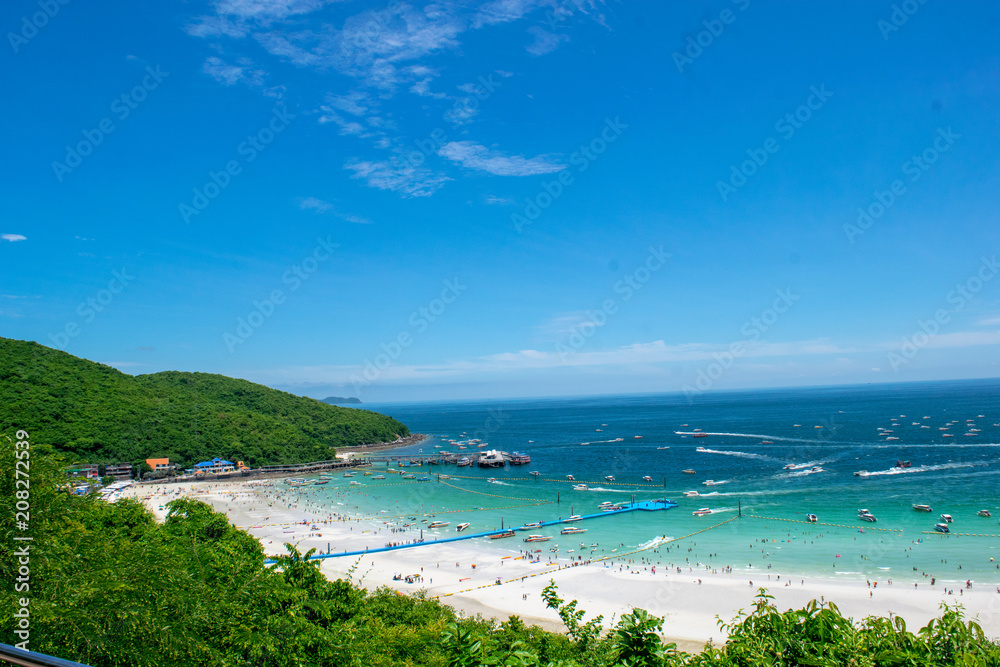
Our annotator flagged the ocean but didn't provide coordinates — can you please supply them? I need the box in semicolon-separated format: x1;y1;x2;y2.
286;379;1000;586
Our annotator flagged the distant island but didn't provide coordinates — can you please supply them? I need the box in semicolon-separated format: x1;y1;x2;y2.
321;396;362;405
0;337;407;469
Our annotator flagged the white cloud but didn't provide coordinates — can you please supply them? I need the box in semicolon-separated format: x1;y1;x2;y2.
344;159;451;197
977;315;1000;326
485;194;514;205
525;26;568;55
2;234;27;242
203;56;265;86
438;141;565;176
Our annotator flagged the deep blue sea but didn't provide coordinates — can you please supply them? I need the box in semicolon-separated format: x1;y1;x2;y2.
290;379;1000;585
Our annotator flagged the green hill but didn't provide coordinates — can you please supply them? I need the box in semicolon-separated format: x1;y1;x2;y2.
0;337;409;468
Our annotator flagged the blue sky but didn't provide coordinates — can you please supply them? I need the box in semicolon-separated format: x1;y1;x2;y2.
3;0;999;402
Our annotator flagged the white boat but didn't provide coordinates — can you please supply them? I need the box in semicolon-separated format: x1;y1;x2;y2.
566;475;575;481
702;480;721;486
696;446;708;452
373;475;386;479
456;523;470;532
692;508;713;516
853;471;870;477
977;510;991;517
598;502;614;508
783;464;796;470
523;534;551;543
563;515;583;523
809;466;824;473
349;480;362;485
344;473;354;477
573;484;589;491
561;527;588;534
529;471;541;476
806;514;818;523
521;522;541;530
912;504;932;512
683;491;699;497
428;521;450;528
604;475;615;482
934;523;950;533
940;514;953;523
859;514;877;522
642;476;652;482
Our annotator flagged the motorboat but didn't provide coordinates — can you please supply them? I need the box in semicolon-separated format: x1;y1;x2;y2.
573;484;589;491
604;476;615;482
978;510;992;517
523;535;551;542
912;504;932;512
456;523;471;532
561;527;588;534
692;508;713;516
809;466;824;473
402;474;416;479
428;521;450;528
521;522;541;530
344;473;354;477
783;464;796;470
349;480;362;485
314;480;328;485
696;446;708;452
563;515;583;522
940;514;953;523
417;477;430;482
439;474;450;480
529;471;541;476
682;469;696;474
642;476;653;482
894;460;911;469
693;433;708;438
806;514;818;523
566;475;575;481
702;480;722;486
489;530;515;539
859;514;877;522
373;475;386;480
683;491;699;497
853;471;870;477
934;523;950;533
598;502;614;508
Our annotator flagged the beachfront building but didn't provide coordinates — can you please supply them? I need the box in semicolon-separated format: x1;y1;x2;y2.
105;463;134;480
146;457;175;472
66;463;101;480
193;458;235;475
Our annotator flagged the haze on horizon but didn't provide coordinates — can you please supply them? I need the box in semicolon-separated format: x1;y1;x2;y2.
3;0;999;404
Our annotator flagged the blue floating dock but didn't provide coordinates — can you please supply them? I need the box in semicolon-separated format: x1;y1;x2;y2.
264;499;678;563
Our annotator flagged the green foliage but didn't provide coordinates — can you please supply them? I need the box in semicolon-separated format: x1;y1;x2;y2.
0;337;409;468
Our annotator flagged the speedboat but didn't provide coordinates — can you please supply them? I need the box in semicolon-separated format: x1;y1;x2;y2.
344;473;354;477
604;476;615;482
934;523;950;533
806;514;818;523
978;510;992;517
566;475;575;481
642;476;652;482
858;510;876;522
682;469;696;474
349;480;362;485
573;484;589;491
428;521;450;528
683;491;699;497
598;501;614;508
529;471;541;476
912;504;932;512
853;470;870;477
563;515;583;522
702;480;721;486
489;530;515;539
809;466;824;473
373;475;386;479
521;522;541;530
561;527;587;534
692;508;713;516
783;464;796;470
456;523;470;532
523;535;551;542
940;514;953;523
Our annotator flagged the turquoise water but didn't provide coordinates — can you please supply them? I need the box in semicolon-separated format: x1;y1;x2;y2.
286;379;1000;585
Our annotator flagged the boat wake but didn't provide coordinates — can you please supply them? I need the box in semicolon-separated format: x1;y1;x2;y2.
856;462;981;477
637;535;673;550
695;447;781;463
774;468;825;479
677;431;856;445
580;438;626;446
783;457;838;470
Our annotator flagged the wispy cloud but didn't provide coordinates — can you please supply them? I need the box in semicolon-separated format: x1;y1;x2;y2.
977;315;1000;326
2;234;27;242
203;56;265;86
297;196;371;223
438;141;565;176
344;159;451;198
525;26;568;55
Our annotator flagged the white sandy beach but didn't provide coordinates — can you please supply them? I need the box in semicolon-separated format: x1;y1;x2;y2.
124;479;1000;651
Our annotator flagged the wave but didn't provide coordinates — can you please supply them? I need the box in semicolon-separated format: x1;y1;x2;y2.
774;468;826;479
784;456;839;470
854;462;981;477
638;535;674;550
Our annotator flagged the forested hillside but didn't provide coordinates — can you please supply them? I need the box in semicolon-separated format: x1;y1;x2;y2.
0;337;408;468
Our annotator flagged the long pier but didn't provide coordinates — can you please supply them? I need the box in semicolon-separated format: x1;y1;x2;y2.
264;499;678;564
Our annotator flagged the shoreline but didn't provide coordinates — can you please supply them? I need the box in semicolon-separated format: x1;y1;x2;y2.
122;478;1000;648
